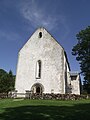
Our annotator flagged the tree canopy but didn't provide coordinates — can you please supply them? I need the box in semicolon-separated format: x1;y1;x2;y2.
0;69;7;78
0;69;15;93
72;26;90;93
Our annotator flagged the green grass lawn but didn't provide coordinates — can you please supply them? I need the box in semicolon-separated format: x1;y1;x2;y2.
0;99;90;120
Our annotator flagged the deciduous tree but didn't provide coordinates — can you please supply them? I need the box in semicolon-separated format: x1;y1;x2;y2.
72;26;90;93
0;69;15;93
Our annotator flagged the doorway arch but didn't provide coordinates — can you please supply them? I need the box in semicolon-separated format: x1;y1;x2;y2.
31;83;44;94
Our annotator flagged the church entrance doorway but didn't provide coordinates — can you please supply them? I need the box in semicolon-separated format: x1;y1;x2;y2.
31;83;44;94
36;86;40;93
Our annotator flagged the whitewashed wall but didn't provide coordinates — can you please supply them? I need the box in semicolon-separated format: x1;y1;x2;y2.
71;75;80;95
15;28;66;95
15;27;81;96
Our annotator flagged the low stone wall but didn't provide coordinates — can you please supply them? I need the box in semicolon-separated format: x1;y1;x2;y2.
0;92;90;100
25;93;90;100
0;93;8;98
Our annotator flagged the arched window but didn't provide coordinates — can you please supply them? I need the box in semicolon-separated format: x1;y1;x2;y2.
36;60;41;79
39;32;42;38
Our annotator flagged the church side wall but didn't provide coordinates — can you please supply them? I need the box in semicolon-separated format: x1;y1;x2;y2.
62;54;71;94
71;75;80;95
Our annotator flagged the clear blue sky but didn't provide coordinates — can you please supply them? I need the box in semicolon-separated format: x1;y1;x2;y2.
0;0;90;79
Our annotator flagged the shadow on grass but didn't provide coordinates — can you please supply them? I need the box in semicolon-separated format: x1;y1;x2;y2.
0;103;90;120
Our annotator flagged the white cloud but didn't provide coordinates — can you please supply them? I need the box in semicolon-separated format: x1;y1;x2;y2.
19;0;70;39
0;30;21;43
20;0;59;30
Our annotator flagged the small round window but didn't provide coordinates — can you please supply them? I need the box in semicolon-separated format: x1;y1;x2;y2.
39;32;42;38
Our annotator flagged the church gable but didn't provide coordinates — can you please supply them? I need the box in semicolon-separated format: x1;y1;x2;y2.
15;27;81;97
18;28;65;74
19;27;63;54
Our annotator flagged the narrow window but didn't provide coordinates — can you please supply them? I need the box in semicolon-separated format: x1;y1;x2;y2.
71;76;77;80
36;60;41;79
39;32;42;38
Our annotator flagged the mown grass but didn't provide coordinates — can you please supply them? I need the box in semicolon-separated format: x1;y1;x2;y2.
0;99;90;120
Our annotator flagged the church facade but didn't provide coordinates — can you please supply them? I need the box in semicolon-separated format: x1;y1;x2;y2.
15;28;81;97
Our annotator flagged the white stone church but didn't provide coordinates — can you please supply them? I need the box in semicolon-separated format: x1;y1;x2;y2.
15;27;81;97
